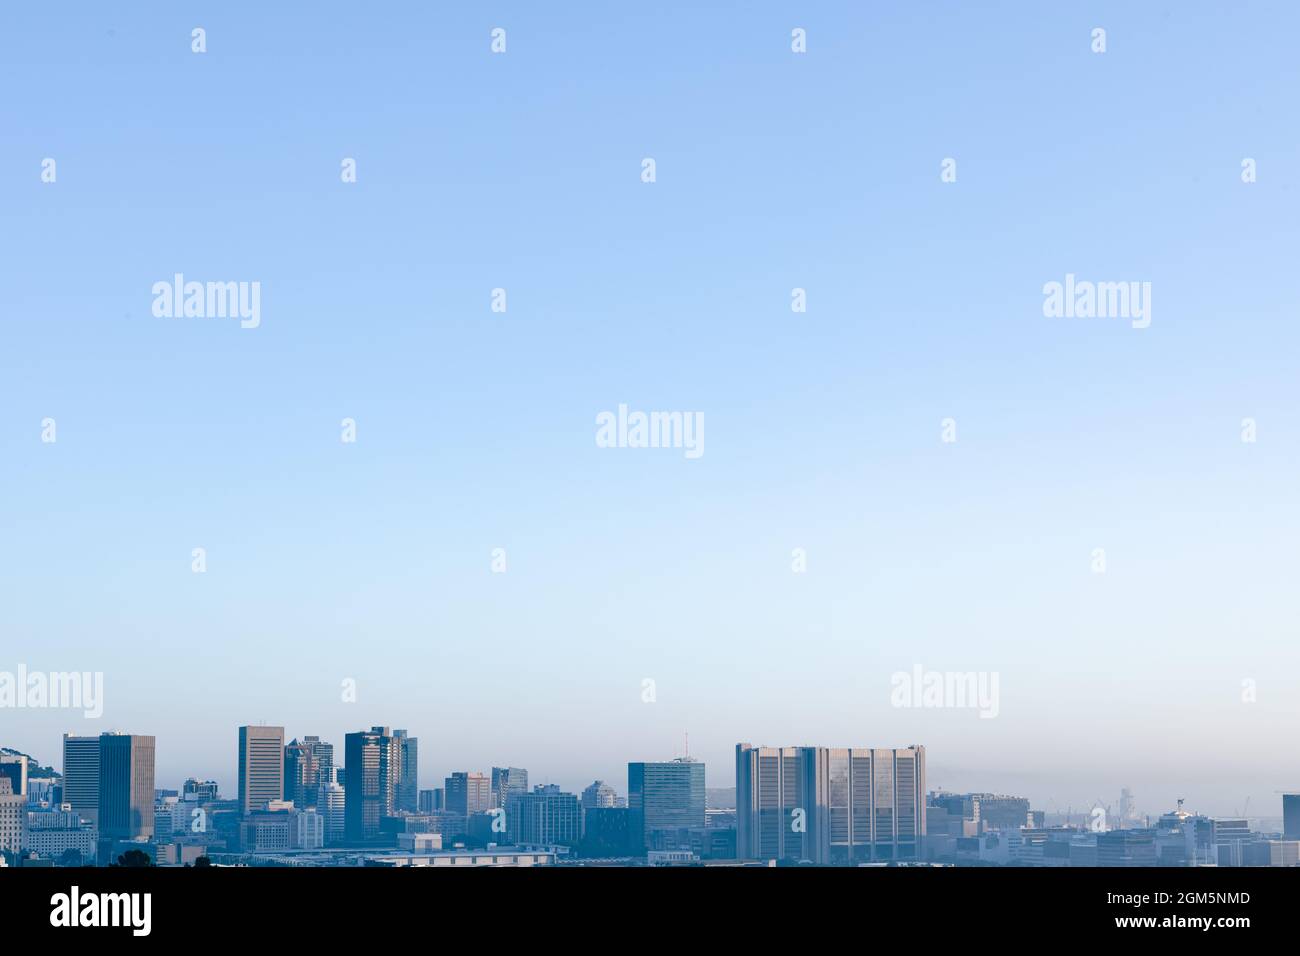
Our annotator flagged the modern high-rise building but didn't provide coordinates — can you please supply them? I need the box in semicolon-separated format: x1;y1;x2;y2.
446;772;491;816
508;784;582;847
238;725;285;815
582;780;618;809
98;733;155;845
491;767;528;809
344;726;402;843
627;758;705;853
304;736;334;784
735;743;926;864
284;738;321;808
394;730;418;813
62;735;102;827
1283;793;1300;841
319;775;346;845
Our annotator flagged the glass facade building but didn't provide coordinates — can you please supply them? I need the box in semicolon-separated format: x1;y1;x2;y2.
394;730;418;814
97;733;156;863
344;726;403;843
491;767;528;810
1283;793;1300;841
627;758;705;853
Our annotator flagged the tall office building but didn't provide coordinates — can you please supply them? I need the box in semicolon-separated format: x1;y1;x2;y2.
394;730;418;813
304;736;334;784
344;727;402;843
735;743;926;864
319;772;346;845
98;733;155;844
283;735;333;809
446;772;491;816
238;725;285;815
1283;793;1300;841
627;758;705;853
62;735;101;826
284;738;321;808
508;785;582;847
491;767;528;809
582;780;618;809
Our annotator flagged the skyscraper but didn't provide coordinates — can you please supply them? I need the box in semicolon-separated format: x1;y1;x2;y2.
491;767;528;809
303;735;334;784
394;730;418;814
627;758;705;853
238;725;285;815
1283;793;1300;841
62;734;101;826
735;743;926;864
319;770;346;845
98;733;155;845
344;726;402;843
284;738;321;808
446;772;491;816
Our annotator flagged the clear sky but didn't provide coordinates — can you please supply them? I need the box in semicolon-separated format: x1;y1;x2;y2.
2;2;1298;821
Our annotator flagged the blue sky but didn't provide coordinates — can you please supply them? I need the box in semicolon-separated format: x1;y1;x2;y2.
2;2;1298;819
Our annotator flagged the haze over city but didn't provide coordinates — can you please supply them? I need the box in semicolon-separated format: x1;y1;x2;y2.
3;2;1298;828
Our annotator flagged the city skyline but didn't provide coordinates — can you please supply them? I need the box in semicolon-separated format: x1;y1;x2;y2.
7;724;1298;872
0;723;1292;827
